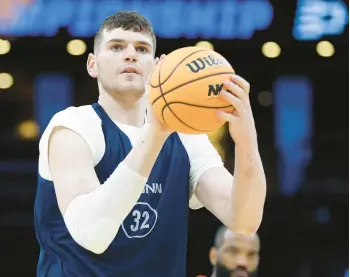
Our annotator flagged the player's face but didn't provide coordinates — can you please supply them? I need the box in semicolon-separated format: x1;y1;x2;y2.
89;28;155;96
212;233;260;277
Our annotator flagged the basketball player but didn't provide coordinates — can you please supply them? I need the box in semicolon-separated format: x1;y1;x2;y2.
209;226;260;277
34;11;266;277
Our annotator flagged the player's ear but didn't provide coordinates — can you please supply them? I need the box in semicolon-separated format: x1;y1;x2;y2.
87;53;98;78
209;247;217;266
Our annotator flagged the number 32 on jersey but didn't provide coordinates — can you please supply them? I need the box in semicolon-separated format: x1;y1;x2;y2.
122;202;158;239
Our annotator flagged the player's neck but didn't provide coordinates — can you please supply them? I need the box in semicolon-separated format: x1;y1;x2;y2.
98;90;147;128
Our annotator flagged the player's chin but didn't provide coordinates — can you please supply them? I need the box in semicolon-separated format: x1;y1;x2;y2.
118;81;145;94
119;73;143;81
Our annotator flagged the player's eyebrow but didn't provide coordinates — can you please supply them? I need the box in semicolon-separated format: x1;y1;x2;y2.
107;39;152;48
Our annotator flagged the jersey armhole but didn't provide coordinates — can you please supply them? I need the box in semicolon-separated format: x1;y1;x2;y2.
179;133;224;210
38;106;105;181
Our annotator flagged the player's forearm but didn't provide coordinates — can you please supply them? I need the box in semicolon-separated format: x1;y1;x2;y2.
64;127;170;254
64;163;147;254
230;141;266;234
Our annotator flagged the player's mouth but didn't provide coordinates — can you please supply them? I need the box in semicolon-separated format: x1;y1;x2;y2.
233;269;249;277
121;66;141;75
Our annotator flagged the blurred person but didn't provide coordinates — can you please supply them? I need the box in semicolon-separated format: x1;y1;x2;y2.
209;226;260;277
34;10;266;277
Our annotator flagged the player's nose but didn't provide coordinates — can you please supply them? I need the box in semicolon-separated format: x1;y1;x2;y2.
235;254;248;267
123;44;137;63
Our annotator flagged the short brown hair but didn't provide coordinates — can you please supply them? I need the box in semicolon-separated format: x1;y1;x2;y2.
94;11;156;54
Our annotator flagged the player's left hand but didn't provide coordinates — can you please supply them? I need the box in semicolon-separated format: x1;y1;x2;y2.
216;74;257;146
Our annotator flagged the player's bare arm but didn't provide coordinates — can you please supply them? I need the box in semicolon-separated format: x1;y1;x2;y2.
194;74;266;234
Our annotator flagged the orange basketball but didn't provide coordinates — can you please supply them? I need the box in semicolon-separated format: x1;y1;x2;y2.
149;46;235;134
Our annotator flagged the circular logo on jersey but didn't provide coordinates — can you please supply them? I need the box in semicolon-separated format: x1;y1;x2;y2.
121;202;158;239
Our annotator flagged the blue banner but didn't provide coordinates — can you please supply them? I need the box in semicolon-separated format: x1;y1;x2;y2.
0;0;274;39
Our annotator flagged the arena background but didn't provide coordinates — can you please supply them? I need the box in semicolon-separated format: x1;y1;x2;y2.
0;0;348;276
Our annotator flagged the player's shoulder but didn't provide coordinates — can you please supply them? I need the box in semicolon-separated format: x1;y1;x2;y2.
51;105;101;126
41;105;102;139
40;104;103;145
39;105;105;175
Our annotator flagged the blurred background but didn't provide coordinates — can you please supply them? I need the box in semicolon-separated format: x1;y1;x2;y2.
0;0;348;276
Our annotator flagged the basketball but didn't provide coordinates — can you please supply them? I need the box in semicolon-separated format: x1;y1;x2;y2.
149;46;235;134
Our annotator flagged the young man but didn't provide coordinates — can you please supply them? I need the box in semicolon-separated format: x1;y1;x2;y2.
34;11;266;277
209;226;260;277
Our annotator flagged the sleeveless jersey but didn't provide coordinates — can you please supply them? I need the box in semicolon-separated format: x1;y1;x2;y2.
34;103;223;277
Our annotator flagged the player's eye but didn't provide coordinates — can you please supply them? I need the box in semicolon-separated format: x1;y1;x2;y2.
248;251;257;257
225;247;238;254
136;47;148;53
111;45;123;51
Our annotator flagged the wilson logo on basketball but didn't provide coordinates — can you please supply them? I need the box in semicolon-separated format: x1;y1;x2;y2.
208;84;223;97
185;55;228;73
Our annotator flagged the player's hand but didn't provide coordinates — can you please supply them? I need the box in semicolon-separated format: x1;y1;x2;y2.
145;54;173;137
216;75;257;146
153;54;166;69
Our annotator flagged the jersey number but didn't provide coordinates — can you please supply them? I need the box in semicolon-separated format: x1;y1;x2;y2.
122;202;158;238
130;210;150;231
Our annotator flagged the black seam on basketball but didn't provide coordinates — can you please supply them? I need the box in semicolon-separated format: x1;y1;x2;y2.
150;49;207;88
160;104;213;133
158;57;204;132
158;57;171;126
166;102;232;109
151;71;234;105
